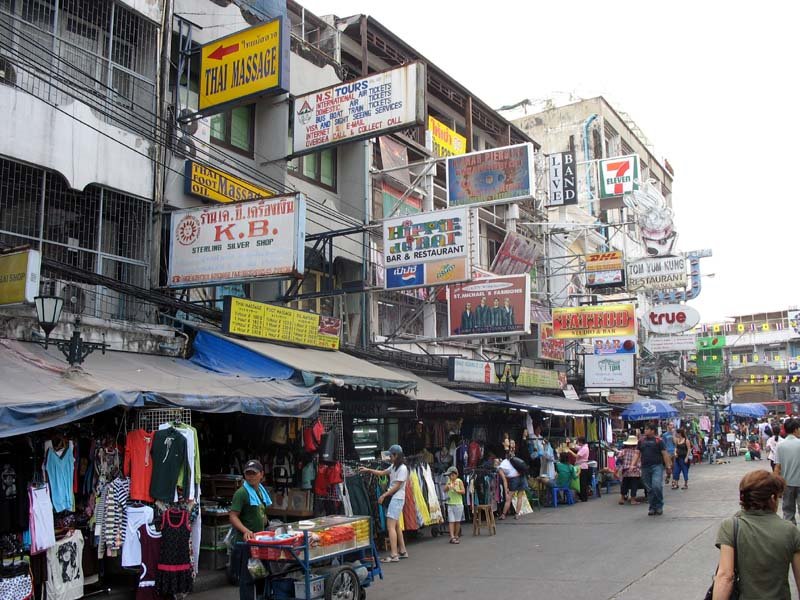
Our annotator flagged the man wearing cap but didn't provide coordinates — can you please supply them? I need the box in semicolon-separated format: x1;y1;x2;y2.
638;424;672;516
229;460;272;599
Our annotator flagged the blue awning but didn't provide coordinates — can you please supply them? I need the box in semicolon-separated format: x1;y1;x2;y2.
727;403;768;418
621;399;679;421
191;330;294;380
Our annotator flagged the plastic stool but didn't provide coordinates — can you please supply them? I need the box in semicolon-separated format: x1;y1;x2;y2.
551;486;574;507
472;504;496;536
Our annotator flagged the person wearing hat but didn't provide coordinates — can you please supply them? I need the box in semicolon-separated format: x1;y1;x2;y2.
444;466;466;544
360;444;408;563
229;460;272;600
615;436;643;506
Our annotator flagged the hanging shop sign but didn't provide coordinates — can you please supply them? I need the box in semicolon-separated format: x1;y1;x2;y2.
446;143;535;208
293;62;426;156
427;116;467;158
222;296;341;350
198;17;286;114
584;354;635;388
184;160;273;204
490;231;539;276
551;303;636;339
644;335;697;353
643;304;700;334
547;151;577;207
564;385;580;400
585;251;624;289
0;249;40;306
383;207;472;290
607;389;637;404
447;357;560;390
598;154;639;199
626;256;687;291
446;274;531;338
697;335;726;350
592;337;637;355
168;194;305;287
539;323;566;362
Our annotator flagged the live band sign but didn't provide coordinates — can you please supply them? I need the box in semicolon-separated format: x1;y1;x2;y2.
547;151;577;207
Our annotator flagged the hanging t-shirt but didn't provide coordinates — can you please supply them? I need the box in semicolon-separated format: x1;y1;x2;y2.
46;529;84;600
45;443;75;513
158;423;201;500
29;484;56;555
121;505;154;567
124;430;155;503
149;428;188;502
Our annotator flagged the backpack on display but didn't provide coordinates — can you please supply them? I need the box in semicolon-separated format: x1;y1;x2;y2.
318;432;336;464
270;420;289;445
272;452;294;486
303;420;325;453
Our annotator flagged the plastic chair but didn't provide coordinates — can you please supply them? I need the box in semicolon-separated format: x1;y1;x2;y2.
550;486;574;507
605;478;621;495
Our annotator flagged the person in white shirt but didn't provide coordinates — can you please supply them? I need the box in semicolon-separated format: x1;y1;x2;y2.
361;444;408;563
496;456;528;520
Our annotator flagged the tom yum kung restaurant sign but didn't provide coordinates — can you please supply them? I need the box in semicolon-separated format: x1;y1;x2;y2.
551;303;636;339
382;207;472;290
293;63;426;155
168;195;305;287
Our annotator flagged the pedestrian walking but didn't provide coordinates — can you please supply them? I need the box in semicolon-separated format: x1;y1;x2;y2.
711;470;800;600
662;422;676;485
638;423;672;516
773;418;800;524
443;466;465;544
361;444;408;563
671;428;692;490
615;436;642;505
767;430;780;470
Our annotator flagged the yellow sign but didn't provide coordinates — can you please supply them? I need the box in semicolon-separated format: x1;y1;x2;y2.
515;366;562;390
199;18;284;113
585;251;623;272
428;116;467;158
184;161;272;204
552;303;636;339
223;296;341;350
0;250;40;306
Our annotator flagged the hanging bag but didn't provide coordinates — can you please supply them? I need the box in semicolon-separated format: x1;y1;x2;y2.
704;516;740;600
270;420;289;445
303;420;325;453
318;432;336;464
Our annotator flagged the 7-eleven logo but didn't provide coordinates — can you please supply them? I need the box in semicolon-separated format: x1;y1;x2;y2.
599;155;639;198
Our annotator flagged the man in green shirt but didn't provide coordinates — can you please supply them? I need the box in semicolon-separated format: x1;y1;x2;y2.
229;460;272;600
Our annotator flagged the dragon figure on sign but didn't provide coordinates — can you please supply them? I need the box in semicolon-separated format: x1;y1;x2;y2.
623;179;677;256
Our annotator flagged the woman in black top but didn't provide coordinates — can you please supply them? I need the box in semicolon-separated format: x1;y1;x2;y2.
671;429;692;490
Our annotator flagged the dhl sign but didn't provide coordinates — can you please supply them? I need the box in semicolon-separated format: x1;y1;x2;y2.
198;18;287;114
585;251;623;272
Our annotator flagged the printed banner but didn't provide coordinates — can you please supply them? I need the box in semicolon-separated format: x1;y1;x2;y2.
626;256;687;291
539;323;566;362
598;154;639;198
447;274;531;338
380;180;421;219
293;63;425;155
547;151;577;206
428;116;467;158
168;195;305;287
584;354;635;388
383;207;472;290
490;232;539;276
551;303;636;339
447;143;535;208
222;296;340;350
199;17;286;114
592;337;637;355
184;161;273;204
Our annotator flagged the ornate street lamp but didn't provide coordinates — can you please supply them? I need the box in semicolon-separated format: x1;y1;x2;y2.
495;360;522;403
33;295;106;366
34;295;64;348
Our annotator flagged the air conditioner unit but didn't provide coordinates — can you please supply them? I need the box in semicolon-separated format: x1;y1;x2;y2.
174;108;212;162
55;282;97;318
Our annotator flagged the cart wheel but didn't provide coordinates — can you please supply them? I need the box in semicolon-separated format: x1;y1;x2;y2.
324;566;360;600
359;588;367;600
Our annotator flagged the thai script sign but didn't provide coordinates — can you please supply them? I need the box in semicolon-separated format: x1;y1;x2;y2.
551;304;636;339
184;161;272;204
293;63;425;155
168;195;305;287
428;116;467;158
447;143;535;208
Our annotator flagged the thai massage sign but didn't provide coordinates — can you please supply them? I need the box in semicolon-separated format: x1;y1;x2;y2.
184;160;272;204
551;303;636;339
223;296;341;350
293;63;426;155
168;195;306;287
598;154;639;199
447;143;535;208
198;17;286;114
626;256;687;291
382;207;472;290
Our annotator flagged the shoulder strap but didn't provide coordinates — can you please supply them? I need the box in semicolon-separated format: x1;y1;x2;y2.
733;516;739;579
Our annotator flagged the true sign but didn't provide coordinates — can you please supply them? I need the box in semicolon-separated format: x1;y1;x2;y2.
199;18;286;114
643;304;700;334
547;151;577;206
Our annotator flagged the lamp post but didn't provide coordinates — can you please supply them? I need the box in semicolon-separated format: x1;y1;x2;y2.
495;360;521;403
33;295;107;366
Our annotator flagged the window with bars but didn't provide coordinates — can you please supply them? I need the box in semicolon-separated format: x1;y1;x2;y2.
288;148;337;191
0;0;158;132
210;104;255;157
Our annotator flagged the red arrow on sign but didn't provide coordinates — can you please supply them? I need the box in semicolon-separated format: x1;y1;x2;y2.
208;43;239;60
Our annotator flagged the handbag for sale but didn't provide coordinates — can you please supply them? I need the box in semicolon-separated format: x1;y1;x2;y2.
704;516;739;600
318;432;336;464
270;420;289;445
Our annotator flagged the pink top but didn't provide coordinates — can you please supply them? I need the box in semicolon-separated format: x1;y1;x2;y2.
576;444;590;470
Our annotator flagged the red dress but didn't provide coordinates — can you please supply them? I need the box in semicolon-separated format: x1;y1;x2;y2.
137;524;163;600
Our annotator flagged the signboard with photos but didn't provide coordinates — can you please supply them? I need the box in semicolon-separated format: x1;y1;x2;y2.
222;296;341;350
584;354;635;388
293;63;426;155
446;143;535;208
551;303;636;340
427;116;467;158
447;357;561;390
382;207;473;291
198;17;287;114
539;323;566;362
446;274;531;338
168;195;305;287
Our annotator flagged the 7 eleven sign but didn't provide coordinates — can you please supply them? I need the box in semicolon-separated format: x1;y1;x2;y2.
598;154;639;199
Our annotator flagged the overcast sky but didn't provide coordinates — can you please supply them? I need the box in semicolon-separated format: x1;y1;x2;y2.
300;0;799;322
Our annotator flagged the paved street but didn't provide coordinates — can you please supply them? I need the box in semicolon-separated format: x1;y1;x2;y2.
193;457;785;600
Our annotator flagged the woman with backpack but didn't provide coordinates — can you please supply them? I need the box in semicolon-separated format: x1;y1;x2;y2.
496;454;529;520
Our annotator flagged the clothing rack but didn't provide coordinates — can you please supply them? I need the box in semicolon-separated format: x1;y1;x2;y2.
133;408;192;432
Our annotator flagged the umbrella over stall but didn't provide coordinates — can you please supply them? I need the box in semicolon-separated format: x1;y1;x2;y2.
621;399;679;421
726;403;768;419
